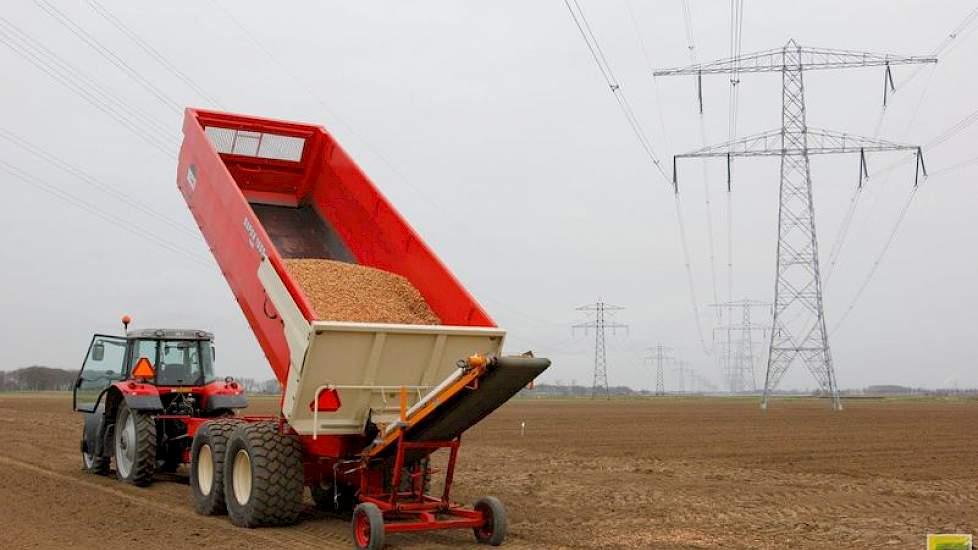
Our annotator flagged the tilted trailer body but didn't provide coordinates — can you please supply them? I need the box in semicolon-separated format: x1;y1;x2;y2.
175;109;548;548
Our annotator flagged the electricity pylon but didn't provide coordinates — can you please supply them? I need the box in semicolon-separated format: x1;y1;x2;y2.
646;343;673;396
573;300;627;399
655;40;935;411
672;361;694;394
709;299;771;393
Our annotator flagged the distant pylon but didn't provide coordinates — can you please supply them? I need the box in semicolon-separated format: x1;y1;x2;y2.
573;300;627;399
709;299;771;393
657;41;935;411
672;360;694;394
646;343;673;396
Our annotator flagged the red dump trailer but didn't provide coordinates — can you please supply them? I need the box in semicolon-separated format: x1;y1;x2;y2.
175;108;549;549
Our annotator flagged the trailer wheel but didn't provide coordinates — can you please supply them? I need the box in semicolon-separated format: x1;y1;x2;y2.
190;419;241;515
223;422;304;527
114;403;157;486
351;502;385;550
81;438;109;475
473;496;507;546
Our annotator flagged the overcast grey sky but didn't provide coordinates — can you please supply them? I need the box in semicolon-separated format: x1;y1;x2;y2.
1;1;976;391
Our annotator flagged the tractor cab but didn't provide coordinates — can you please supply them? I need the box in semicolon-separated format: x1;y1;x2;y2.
74;319;247;486
75;328;218;412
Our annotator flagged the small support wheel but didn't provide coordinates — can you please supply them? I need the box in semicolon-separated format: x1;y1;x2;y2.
473;496;507;546
351;502;385;550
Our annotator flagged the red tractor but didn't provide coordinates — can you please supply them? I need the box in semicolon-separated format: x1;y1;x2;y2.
74;317;246;485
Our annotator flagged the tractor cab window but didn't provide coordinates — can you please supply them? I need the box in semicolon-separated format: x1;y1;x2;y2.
158;340;205;386
74;335;127;412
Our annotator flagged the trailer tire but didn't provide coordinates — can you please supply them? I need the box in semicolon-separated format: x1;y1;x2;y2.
473;496;507;546
190;419;242;515
223;422;304;527
114;403;157;486
352;503;385;550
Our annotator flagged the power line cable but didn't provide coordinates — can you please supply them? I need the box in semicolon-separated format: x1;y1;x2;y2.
34;0;184;112
674;196;711;355
563;0;668;182
85;0;225;109
830;186;918;334
0;127;201;242
0;17;177;156
0;161;212;268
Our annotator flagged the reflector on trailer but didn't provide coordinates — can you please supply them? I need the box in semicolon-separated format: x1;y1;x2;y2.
309;388;341;412
132;357;155;379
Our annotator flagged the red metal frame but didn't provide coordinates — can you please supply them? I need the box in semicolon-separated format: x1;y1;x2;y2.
357;435;485;534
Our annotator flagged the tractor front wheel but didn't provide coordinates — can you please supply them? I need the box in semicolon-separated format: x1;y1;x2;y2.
473;496;507;546
351;502;385;550
190;419;241;515
114;403;157;486
81;438;109;475
223;422;304;527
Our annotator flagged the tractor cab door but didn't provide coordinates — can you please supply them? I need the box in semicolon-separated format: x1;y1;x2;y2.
74;335;127;412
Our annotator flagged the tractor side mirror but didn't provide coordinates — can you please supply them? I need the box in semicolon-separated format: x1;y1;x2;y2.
92;342;105;362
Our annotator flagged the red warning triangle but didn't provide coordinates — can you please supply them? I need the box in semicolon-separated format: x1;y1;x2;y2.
132;357;155;379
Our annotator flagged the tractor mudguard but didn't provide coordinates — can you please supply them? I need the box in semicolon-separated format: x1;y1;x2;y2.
122;393;164;411
205;393;248;412
110;381;164;412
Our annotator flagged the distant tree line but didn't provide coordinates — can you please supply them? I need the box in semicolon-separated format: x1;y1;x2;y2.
0;366;77;391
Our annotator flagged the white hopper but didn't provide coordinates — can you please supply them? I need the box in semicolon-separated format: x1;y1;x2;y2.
258;258;506;436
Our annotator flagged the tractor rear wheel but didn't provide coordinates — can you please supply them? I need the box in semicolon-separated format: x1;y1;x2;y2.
114;403;157;486
190;419;242;515
473;496;507;546
351;502;385;550
223;422;304;527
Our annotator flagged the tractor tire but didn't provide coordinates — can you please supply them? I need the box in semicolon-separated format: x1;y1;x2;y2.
190;418;242;515
223;422;304;527
114;402;157;486
351;502;385;550
473;496;507;546
81;438;109;475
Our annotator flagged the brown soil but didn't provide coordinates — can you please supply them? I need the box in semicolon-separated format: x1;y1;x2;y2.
1;394;976;549
283;258;440;325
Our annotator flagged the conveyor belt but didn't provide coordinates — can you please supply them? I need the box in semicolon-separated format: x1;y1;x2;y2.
372;356;550;459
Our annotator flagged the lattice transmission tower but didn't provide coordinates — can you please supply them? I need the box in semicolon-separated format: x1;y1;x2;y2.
646;343;673;396
656;40;935;411
709;299;771;393
573;300;627;399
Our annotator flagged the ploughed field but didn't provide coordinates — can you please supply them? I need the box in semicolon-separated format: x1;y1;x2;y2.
1;394;976;549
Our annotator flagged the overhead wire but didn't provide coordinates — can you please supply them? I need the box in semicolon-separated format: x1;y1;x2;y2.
0;160;212;269
563;0;669;180
34;0;184;112
725;0;744;305
829;186;918;334
0;127;201;242
85;0;225;109
0;16;177;157
676;0;714;353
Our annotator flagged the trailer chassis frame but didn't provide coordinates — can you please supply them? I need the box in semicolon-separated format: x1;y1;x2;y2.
357;434;485;534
